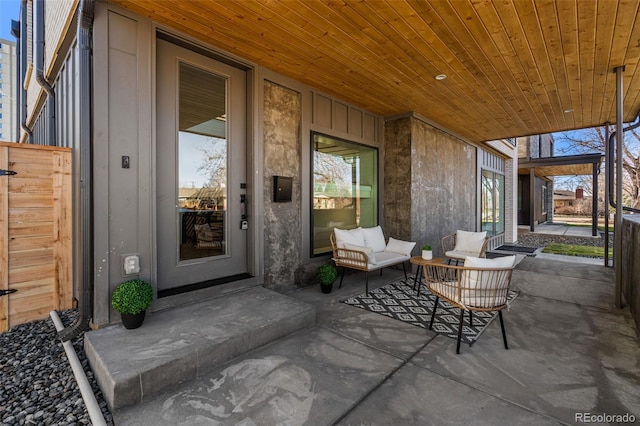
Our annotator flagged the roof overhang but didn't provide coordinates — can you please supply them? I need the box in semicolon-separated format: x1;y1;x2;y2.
109;0;640;144
518;153;604;178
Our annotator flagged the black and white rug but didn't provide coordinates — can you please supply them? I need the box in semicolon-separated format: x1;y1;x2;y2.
342;277;519;346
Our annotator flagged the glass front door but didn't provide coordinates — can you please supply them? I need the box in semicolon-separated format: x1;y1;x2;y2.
156;39;247;291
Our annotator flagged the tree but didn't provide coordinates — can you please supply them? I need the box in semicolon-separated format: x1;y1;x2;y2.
554;124;640;209
198;137;227;189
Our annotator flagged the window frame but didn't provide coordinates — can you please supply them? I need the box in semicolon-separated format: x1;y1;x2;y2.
310;131;379;257
481;169;506;237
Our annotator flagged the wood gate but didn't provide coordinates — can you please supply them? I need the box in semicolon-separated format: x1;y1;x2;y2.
0;142;72;332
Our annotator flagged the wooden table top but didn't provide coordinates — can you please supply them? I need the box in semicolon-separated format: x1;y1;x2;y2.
409;256;445;266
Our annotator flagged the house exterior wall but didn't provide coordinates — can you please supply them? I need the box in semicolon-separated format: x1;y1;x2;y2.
21;0;78;140
20;1;517;327
484;139;518;245
44;0;78;76
91;6;154;325
384;115;476;258
0;39;17;141
263;82;302;292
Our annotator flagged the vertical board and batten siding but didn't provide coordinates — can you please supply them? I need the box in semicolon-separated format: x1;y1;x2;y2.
0;142;72;332
311;92;380;144
481;149;505;173
54;41;79;149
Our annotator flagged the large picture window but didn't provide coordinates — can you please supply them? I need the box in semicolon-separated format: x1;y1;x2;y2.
312;132;378;255
481;170;505;236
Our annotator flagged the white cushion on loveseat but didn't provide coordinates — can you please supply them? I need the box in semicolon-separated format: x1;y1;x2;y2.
362;226;387;253
384;237;416;256
334;227;365;248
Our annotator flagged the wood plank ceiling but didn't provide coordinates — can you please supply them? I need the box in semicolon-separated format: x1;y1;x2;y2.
110;0;640;144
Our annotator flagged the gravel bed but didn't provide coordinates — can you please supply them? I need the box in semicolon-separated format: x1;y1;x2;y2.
0;310;113;425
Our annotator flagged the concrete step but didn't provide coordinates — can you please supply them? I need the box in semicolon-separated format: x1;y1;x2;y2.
84;286;316;410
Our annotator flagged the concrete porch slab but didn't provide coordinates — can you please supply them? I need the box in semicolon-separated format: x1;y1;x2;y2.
84;287;316;411
113;326;404;425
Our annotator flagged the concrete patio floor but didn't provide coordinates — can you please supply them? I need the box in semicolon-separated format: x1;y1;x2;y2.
113;257;639;425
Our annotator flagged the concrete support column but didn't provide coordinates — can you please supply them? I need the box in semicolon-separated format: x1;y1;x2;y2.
383;114;476;257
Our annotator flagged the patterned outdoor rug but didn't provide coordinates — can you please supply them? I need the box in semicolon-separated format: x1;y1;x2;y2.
342;277;519;346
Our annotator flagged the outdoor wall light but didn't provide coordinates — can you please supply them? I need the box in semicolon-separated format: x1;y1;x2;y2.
564;109;574;113
435;74;447;80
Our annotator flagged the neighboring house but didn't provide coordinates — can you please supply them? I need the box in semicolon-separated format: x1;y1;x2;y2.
553;189;577;210
554;188;593;215
518;135;602;231
13;0;517;328
0;38;17;142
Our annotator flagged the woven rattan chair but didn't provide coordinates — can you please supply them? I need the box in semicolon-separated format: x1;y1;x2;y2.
422;256;516;354
441;230;489;265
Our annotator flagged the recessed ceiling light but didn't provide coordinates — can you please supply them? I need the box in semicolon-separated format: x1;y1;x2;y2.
564;109;573;113
435;74;447;80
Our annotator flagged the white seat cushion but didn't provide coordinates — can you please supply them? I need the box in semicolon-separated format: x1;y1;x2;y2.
344;243;377;265
384;237;416;256
454;230;487;255
362;226;387;253
366;251;409;270
445;249;480;261
334;227;365;248
428;281;458;302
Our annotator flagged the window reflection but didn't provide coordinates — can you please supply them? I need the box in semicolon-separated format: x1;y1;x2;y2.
312;133;378;255
177;63;228;261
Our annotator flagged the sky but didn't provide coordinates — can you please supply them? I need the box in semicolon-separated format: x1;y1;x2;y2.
0;0;21;41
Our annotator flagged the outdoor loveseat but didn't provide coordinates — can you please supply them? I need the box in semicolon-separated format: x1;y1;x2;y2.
330;226;416;295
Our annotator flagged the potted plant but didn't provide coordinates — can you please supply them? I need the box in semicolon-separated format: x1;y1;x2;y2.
316;264;338;294
111;279;153;329
421;244;433;260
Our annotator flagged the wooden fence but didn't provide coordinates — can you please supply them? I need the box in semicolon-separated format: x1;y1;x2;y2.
0;142;72;332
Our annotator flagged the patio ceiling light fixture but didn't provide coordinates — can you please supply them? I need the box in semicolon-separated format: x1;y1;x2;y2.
564;109;573;113
435;74;447;80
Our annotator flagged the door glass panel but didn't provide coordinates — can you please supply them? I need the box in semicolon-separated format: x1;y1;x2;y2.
178;63;227;261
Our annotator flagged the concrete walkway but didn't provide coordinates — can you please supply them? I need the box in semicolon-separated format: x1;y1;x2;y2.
112;258;639;425
520;223;601;238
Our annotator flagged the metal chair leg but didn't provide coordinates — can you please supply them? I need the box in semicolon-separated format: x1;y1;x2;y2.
429;296;439;329
365;271;369;296
499;311;508;350
380;269;383;276
339;268;345;288
402;262;407;280
413;267;423;296
456;310;464;354
469;311;473;327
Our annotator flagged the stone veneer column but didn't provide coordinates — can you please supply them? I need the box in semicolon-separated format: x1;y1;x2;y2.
263;81;302;291
384;115;476;257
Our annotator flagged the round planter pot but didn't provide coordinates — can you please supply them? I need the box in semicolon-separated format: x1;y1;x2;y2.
321;283;333;294
422;250;433;260
121;311;146;329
